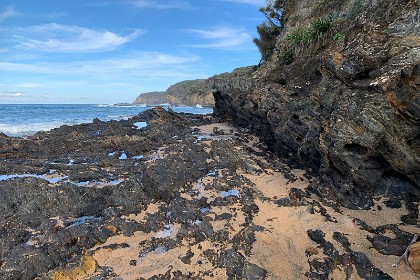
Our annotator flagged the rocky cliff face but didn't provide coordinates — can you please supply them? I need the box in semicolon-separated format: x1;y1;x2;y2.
133;79;213;106
133;66;256;106
214;0;420;211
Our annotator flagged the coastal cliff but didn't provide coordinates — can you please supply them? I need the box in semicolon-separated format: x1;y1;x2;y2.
214;0;420;210
133;79;212;106
133;66;255;106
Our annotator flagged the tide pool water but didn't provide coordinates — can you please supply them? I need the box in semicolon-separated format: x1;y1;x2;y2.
0;104;212;137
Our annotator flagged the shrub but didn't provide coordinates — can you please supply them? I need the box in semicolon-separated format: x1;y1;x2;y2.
281;48;294;64
254;23;281;63
286;29;312;46
286;16;332;48
332;32;344;40
312;16;332;35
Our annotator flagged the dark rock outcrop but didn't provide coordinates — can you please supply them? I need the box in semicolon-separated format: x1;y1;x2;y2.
214;0;419;209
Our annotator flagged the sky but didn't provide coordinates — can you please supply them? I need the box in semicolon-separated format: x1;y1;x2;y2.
0;0;266;104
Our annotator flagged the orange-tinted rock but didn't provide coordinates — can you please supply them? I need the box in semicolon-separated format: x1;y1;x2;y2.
408;242;420;274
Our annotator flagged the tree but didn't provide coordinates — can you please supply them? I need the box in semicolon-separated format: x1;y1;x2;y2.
259;0;285;28
254;0;285;64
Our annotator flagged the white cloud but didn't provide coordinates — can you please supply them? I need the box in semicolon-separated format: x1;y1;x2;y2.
130;0;191;9
187;27;252;50
16;23;144;53
0;6;20;23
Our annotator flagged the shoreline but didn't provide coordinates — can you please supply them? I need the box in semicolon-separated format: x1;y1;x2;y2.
0;104;213;138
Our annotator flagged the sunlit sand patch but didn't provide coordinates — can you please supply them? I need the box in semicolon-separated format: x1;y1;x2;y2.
192;177;219;202
241;167;309;201
243;166;420;279
155;223;181;239
207;203;246;239
342;197;412;228
122;202;162;223
91;226;227;279
192;123;238;141
250;199;321;279
91;230;155;279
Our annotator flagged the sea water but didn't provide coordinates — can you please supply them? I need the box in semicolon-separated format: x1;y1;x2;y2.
0;104;213;137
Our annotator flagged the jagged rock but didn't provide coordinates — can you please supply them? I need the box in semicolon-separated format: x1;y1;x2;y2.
409;242;420;274
214;0;420;209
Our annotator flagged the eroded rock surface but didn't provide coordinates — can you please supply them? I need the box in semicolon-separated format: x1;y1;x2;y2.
213;0;419;211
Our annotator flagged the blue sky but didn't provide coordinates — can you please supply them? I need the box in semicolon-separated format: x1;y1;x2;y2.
0;0;265;104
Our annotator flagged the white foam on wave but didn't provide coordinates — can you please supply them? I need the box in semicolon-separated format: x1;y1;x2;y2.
0;105;212;137
0;122;67;137
97;104;147;108
0;119;94;137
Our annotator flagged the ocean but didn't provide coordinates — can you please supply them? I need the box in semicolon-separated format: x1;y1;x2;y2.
0;104;213;137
